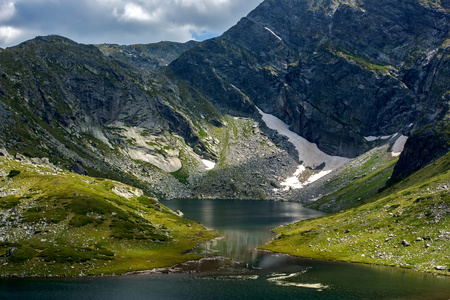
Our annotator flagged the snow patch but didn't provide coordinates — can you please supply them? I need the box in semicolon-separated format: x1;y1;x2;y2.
280;166;332;191
257;107;350;189
264;27;282;41
202;159;216;170
280;166;306;190
391;135;408;157
307;170;332;184
364;135;392;142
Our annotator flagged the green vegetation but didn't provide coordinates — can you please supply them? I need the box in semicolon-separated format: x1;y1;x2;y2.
308;147;398;212
417;0;444;9
0;157;218;277
262;151;450;275
171;168;190;185
336;51;391;74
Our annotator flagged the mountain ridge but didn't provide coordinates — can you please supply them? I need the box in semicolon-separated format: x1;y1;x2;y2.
0;0;448;200
170;0;449;157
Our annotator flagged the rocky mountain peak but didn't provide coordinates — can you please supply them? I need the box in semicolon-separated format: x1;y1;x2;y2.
171;0;449;157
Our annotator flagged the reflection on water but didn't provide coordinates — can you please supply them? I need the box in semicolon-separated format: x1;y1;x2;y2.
162;199;450;299
1;199;449;300
165;199;324;267
194;229;273;264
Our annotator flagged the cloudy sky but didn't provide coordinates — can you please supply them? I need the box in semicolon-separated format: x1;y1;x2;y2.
0;0;263;48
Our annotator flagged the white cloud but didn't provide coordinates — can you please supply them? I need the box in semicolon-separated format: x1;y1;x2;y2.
0;26;24;46
0;1;16;22
113;3;160;23
0;0;263;47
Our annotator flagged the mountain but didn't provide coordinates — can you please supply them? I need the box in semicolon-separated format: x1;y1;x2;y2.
0;0;449;275
170;0;449;158
96;40;199;71
0;0;448;200
0;35;223;199
0;35;318;200
0;0;449;200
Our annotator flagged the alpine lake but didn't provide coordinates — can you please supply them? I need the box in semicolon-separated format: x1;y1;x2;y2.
1;199;449;299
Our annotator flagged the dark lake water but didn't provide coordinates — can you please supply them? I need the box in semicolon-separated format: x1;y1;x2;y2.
1;199;449;300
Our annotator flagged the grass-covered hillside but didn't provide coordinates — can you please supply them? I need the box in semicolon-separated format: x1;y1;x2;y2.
262;150;450;275
306;145;399;212
0;154;217;277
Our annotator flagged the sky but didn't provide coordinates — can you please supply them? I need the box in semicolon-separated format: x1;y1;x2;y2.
0;0;263;48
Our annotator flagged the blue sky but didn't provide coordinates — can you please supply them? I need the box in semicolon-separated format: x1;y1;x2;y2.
0;0;263;48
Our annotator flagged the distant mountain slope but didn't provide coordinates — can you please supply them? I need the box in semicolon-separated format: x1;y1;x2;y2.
96;40;199;71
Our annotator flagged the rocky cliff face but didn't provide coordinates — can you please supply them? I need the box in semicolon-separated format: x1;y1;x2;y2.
389;118;450;184
170;0;449;157
0;35;302;199
0;36;218;198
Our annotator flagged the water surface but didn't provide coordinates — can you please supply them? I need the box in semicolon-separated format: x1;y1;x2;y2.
1;199;449;300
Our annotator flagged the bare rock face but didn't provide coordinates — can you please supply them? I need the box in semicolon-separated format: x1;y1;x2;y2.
72;163;88;176
0;35;214;199
389;119;450;184
170;0;449;157
112;185;144;199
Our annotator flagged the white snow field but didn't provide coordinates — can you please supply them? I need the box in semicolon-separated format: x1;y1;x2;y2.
391;135;408;157
202;159;216;170
257;107;351;190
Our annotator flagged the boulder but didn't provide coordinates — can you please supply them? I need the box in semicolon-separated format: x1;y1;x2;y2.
14;153;27;161
72;163;88;175
401;240;411;247
30;158;43;165
0;147;9;157
5;247;18;257
112;185;143;199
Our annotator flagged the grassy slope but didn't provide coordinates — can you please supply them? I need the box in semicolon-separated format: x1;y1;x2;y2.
0;157;217;277
307;146;398;212
262;152;450;275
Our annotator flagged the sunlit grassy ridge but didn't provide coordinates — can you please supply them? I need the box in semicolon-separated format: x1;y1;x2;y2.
0;157;217;277
262;151;450;275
